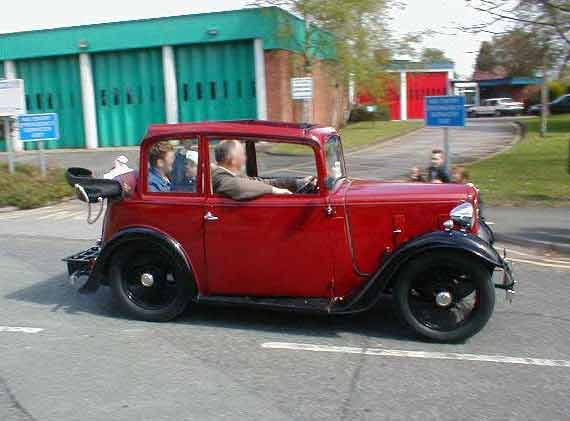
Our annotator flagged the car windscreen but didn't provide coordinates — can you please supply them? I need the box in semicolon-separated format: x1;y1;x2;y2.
325;135;347;189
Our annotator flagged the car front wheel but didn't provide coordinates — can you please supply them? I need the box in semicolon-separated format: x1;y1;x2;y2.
394;251;495;342
109;243;194;322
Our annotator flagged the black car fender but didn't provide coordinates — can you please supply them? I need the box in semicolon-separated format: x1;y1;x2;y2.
377;230;503;290
83;227;196;293
337;230;504;314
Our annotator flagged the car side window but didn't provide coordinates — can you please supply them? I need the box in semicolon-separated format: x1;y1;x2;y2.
255;141;317;181
208;137;319;197
147;138;200;194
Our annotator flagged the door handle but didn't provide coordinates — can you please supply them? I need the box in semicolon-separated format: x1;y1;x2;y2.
204;211;219;222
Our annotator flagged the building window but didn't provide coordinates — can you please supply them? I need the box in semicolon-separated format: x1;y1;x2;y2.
237;80;242;98
126;88;134;105
196;82;203;100
183;83;190;102
113;88;120;106
210;81;217;100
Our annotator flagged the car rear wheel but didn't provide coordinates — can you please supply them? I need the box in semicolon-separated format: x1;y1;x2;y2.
394;251;495;342
109;243;194;322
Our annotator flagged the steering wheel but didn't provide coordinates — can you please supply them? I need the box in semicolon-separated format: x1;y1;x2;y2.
296;176;318;194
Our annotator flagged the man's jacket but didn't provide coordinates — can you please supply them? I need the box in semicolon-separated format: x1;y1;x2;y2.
212;167;299;201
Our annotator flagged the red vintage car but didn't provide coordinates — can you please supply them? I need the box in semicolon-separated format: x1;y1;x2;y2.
65;120;515;342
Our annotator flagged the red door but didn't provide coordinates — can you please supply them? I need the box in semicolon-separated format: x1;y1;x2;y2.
406;72;448;119
203;195;335;297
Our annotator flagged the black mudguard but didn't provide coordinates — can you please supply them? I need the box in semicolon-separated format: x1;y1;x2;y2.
80;227;194;294
336;230;506;314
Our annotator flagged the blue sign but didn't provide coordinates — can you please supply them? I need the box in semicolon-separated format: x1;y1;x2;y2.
425;96;466;127
18;113;60;142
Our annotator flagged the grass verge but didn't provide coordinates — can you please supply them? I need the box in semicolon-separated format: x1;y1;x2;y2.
269;120;423;155
469;115;570;206
0;163;73;210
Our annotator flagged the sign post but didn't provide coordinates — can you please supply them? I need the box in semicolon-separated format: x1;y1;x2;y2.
0;79;26;174
425;96;466;170
18;113;60;178
291;77;313;122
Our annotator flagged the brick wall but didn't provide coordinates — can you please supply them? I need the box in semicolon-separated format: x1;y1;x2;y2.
264;49;347;127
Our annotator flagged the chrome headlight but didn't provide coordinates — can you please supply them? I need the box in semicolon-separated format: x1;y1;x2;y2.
450;202;474;230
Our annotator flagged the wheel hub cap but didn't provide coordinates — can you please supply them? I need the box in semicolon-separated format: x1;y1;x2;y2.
435;291;453;307
140;273;154;288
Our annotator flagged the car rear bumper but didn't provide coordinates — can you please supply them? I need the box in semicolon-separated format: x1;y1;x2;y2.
62;245;100;292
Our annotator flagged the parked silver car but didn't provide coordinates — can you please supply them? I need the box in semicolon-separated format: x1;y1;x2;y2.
468;98;524;117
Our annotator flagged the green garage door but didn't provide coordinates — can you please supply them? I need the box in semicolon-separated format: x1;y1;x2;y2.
0;62;5;152
175;40;257;122
92;48;166;147
17;55;85;150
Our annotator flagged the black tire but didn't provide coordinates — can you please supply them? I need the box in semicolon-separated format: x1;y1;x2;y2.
394;251;495;342
109;242;194;322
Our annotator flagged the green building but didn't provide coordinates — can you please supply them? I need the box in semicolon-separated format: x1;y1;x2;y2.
0;7;338;152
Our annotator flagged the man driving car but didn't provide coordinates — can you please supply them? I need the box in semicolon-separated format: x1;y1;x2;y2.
212;140;315;201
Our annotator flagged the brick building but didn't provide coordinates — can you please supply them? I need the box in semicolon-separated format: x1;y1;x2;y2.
0;7;346;152
357;61;455;121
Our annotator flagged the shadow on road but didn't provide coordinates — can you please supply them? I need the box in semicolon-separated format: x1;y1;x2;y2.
5;272;427;343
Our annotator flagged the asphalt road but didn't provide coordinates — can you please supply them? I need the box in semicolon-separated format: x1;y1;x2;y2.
1;202;570;420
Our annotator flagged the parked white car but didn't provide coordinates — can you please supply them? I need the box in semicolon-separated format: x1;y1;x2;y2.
467;98;524;117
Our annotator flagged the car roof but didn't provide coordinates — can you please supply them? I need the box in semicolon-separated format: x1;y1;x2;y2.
146;120;338;145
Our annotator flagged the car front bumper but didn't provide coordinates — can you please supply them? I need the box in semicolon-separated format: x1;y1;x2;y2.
478;221;516;302
495;255;517;303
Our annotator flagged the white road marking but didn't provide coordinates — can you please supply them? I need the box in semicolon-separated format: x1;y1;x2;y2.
0;326;44;334
38;211;71;220
505;248;570;265
509;257;570;270
261;342;570;368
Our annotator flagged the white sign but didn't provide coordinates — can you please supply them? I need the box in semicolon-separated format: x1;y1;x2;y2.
291;77;313;100
0;79;26;117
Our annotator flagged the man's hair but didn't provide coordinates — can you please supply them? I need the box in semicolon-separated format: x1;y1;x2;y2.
149;141;174;167
215;140;242;164
432;149;444;155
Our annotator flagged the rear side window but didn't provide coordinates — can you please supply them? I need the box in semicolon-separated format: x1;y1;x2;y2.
147;139;200;194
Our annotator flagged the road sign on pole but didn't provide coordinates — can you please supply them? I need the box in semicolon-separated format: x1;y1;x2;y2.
291;77;313;100
1;79;26;174
0;79;26;117
425;96;466;128
291;77;314;123
425;96;466;172
18;113;60;178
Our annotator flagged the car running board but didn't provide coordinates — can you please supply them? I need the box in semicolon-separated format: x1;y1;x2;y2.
196;295;333;313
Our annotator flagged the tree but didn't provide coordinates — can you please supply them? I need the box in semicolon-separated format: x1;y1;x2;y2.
475;41;497;71
493;29;550;76
463;0;570;135
249;1;401;121
420;48;453;64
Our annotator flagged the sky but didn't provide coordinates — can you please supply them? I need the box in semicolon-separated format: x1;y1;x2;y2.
0;0;501;78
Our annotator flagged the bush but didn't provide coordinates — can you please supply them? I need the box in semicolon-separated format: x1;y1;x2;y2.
349;105;391;122
0;163;73;209
549;80;566;101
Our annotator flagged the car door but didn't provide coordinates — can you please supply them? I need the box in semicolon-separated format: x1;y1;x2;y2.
203;138;335;298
